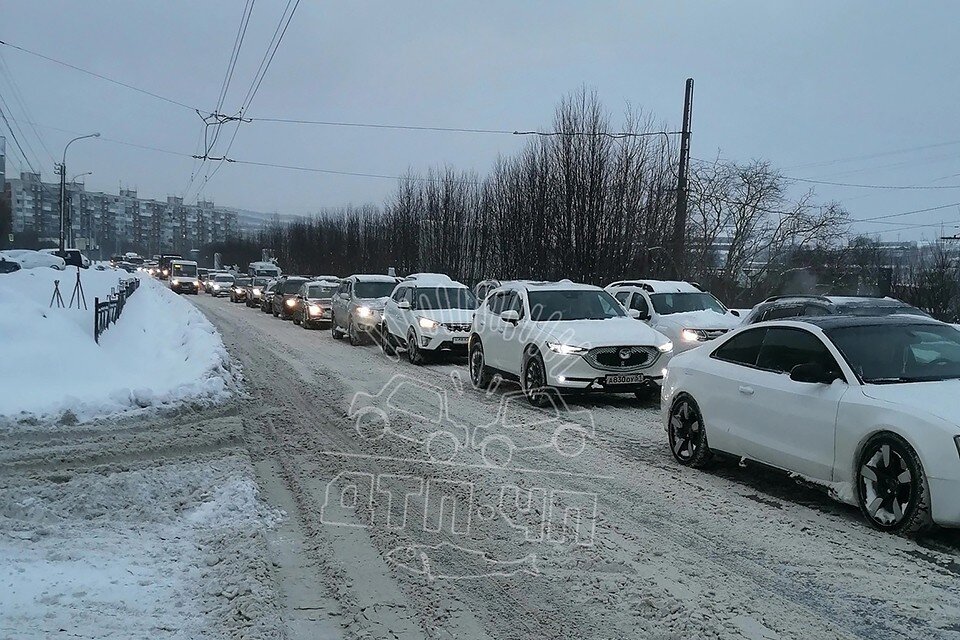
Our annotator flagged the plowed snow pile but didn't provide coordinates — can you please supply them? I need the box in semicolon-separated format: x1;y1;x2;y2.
0;267;237;426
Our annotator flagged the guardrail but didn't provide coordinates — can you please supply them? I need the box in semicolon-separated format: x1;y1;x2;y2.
94;277;140;344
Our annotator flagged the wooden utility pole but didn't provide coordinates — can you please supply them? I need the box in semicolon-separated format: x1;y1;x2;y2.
669;78;694;279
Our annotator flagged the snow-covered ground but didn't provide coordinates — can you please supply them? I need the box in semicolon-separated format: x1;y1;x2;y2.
0;267;237;427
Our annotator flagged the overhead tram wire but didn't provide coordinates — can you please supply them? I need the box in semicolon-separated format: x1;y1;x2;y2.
189;0;301;203
0;51;56;166
0;39;200;112
205;0;257;156
785;176;960;190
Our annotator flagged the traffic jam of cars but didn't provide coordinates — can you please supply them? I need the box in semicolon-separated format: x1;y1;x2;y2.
154;261;960;536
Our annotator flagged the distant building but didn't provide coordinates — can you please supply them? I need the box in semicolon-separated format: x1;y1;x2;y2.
5;172;240;257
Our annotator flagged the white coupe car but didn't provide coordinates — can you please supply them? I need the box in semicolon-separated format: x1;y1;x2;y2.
662;315;960;534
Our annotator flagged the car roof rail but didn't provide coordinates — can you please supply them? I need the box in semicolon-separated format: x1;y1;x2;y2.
762;294;830;303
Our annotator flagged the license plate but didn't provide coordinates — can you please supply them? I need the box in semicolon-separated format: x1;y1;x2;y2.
452;336;468;344
605;373;644;385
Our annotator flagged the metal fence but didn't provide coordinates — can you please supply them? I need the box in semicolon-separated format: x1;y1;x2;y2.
94;278;140;344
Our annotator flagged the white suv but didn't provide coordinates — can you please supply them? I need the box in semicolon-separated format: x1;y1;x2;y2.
468;281;673;405
381;274;478;364
605;280;740;353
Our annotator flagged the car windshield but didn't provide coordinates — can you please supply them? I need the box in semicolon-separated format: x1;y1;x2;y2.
214;274;234;282
828;323;960;383
528;290;625;321
172;264;197;277
253;278;268;286
649;292;726;315
308;284;338;299
282;279;307;294
235;278;252;286
355;281;396;298
413;287;477;310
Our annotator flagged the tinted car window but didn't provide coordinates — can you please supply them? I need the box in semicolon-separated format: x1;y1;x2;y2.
762;305;804;321
487;292;507;314
614;291;630;304
803;304;831;316
756;327;839;374
413;287;477;310
629;294;650;316
828;323;960;383
527;290;625;321
712;328;767;367
282;279;307;294
355;281;396;298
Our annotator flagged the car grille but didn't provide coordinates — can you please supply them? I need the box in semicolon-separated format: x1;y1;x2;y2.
442;322;471;332
583;345;659;372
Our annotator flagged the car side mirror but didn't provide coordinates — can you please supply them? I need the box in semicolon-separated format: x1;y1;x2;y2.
500;309;520;324
790;363;838;384
730;309;741;317
397;300;411;310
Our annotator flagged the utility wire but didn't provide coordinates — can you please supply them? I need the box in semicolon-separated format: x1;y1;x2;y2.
247;116;682;138
0;38;200;111
787;176;960;190
0;51;56;166
224;157;482;185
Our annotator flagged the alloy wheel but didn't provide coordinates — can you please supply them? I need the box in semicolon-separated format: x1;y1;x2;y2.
522;355;549;406
668;397;709;467
859;441;918;529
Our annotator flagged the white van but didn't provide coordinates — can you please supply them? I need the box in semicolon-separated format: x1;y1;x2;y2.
248;261;282;279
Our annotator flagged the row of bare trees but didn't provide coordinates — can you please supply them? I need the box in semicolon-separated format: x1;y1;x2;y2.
206;90;960;320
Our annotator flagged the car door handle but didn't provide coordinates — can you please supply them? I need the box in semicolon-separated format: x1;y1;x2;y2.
738;385;754;395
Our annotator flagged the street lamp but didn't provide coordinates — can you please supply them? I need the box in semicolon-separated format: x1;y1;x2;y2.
71;171;92;184
59;133;99;254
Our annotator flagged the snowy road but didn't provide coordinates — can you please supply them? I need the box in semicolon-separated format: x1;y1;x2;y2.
192;294;960;640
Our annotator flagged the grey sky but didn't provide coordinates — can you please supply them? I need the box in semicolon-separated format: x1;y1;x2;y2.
3;1;960;240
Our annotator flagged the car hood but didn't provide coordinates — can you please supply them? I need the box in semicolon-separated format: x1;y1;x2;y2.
542;317;670;348
656;310;741;331
357;297;388;310
414;308;475;324
860;379;960;425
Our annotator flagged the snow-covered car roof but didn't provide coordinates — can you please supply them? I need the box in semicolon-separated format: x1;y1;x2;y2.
305;279;340;287
607;280;701;293
351;274;400;283
401;274;469;288
500;279;600;293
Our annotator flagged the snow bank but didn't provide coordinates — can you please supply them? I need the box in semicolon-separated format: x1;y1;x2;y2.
0;456;284;639
0;267;238;426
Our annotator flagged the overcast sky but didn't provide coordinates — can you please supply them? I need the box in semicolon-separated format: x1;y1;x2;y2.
3;1;960;240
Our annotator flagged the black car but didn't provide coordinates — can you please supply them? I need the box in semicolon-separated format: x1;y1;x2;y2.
261;280;282;313
273;277;310;319
741;294;928;324
0;257;21;274
230;277;253;303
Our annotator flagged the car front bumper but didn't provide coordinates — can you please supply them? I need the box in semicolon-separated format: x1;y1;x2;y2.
355;310;383;331
542;350;666;391
170;281;200;293
419;329;470;352
929;476;960;526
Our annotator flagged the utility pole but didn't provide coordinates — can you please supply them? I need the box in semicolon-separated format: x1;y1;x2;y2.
669;78;694;279
57;162;66;254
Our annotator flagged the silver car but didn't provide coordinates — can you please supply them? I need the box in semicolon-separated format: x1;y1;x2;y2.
330;274;400;345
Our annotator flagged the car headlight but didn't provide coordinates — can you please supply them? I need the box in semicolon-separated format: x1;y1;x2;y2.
681;328;705;342
309;304;322;315
286;298;296;307
547;342;588;356
212;284;220;290
357;305;372;318
162;269;169;275
658;341;674;353
418;316;440;330
171;278;180;285
252;288;261;295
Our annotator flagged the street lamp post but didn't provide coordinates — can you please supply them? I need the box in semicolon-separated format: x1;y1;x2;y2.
59;133;99;255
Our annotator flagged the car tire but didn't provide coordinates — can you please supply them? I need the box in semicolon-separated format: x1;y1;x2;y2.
407;329;426;365
331;318;343;340
381;328;397;356
273;305;280;317
348;317;362;346
469;339;493;389
667;395;711;468
521;350;552;407
856;433;932;535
